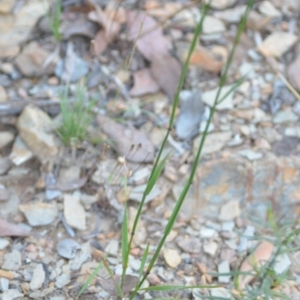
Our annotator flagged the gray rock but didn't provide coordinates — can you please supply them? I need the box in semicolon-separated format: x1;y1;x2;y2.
0;131;14;149
273;110;299;124
105;239;119;257
202;85;234;110
218;260;230;283
9;136;33;166
175;89;204;140
0;278;9;292
70;242;91;271
63;192;86;230
2;250;21;271
0;157;11;175
19;202;58;226
219;201;241;221
2;289;24;300
273;253;291;274
17;105;60;161
57;239;81;259
30;264;45;291
0;238;9;250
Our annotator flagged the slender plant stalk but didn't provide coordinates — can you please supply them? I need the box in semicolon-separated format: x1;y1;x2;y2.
121;2;211;291
129;1;255;298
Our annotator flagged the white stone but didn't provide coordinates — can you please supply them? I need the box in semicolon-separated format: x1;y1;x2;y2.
17;105;59;161
203;241;218;257
2;250;21;271
218;260;230;283
238;149;263;161
210;287;232;298
70;242;91;271
0;278;9;292
0;131;14;149
285;127;300;137
105;239;119;257
163;248;182;268
0;238;9;250
63;191;86;230
206;0;236;9
2;289;24;300
200;227;218;238
273;110;299;124
194;131;232;156
202;85;234;110
19;202;58;226
129;184;161;203
9;136;33;166
273;253;291;274
30;264;45;291
258;1;281;17
258;32;298;58
214;5;246;23
219;201;241;221
202;16;226;34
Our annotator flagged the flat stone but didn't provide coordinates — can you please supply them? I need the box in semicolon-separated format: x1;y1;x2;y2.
177;237;201;254
219;201;241;221
0;131;14;149
0;157;11;175
70;242;91;271
29;287;55;299
218;260;230;283
194;131;232;156
273;253;291;274
57;239;81;259
129;184;161;203
0;185;9;201
163;248;181;268
9;136;33;166
202;85;234;110
203;241;218;257
63;192;86;230
238;149;263;161
2;289;24;300
19;202;58;226
55;273;70;288
285;127;300;138
30;264;45;291
202;16;226;34
105;239;119;257
0;238;9;250
58;166;81;184
2;249;21;271
15;41;55;77
210;287;231;298
258;32;298;58
273;110;299;124
258;1;281;17
0;277;9;292
17;105;59;161
207;0;237;10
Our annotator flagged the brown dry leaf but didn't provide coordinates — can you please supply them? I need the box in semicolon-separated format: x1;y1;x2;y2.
0;219;30;236
238;241;274;289
126;10;172;61
188;46;224;73
61;14;99;39
88;0;122;55
97;115;155;163
98;274;138;296
130;68;160;96
150;53;181;101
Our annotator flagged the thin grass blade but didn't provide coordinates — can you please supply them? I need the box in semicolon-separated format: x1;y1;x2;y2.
141;285;218;291
139;243;149;279
145;153;170;195
76;260;103;298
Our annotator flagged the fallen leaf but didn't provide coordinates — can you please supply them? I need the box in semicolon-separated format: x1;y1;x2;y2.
97;115;155;163
61;14;99;39
238;241;274;289
98;274;138;296
150;53;181;101
0;219;30;236
189;46;224;73
129;68;160;96
126;10;172;61
88;0;121;55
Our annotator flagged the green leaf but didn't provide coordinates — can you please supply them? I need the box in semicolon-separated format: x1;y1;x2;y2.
76;261;103;298
145;153;170;195
139;243;149;279
141;285;218;291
